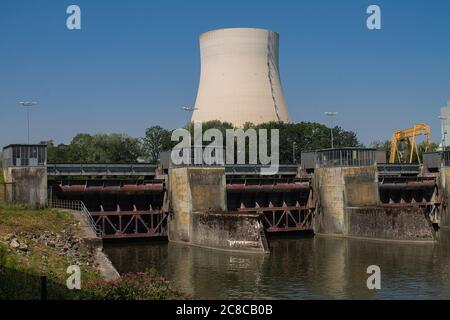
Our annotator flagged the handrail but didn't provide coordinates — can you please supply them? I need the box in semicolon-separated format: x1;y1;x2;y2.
48;199;101;237
47;163;157;176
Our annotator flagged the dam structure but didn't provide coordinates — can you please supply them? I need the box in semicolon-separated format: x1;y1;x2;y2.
191;28;291;126
2;144;448;254
1;29;446;253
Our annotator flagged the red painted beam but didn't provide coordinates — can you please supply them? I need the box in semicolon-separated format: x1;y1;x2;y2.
90;210;165;216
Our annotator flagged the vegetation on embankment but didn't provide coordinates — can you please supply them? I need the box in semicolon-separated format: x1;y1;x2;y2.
0;201;189;300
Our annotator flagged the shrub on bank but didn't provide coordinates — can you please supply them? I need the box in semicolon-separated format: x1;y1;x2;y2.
83;269;189;300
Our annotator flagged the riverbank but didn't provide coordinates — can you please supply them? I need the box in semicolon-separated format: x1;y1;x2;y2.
0;199;189;299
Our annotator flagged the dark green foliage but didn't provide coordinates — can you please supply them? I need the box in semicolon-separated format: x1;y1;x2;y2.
42;121;361;164
184;121;361;164
0;262;188;300
142;126;176;164
83;269;189;300
42;133;143;164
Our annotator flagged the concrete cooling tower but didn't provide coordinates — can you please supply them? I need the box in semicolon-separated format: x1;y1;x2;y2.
191;28;291;127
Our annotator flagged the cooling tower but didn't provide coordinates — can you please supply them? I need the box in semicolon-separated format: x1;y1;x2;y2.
191;28;291;127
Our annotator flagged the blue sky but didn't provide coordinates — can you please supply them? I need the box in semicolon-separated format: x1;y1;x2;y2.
1;0;450;147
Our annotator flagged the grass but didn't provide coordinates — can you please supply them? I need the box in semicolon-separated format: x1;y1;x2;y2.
0;200;189;300
0;202;101;284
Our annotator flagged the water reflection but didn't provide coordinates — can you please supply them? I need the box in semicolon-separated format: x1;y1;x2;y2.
104;232;450;299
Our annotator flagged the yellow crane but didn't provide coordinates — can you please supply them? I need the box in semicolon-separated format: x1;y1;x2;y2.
389;123;431;164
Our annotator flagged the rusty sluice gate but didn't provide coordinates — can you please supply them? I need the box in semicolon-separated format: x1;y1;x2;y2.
376;164;441;225
49;179;169;239
226;178;315;233
377;164;439;207
378;177;437;205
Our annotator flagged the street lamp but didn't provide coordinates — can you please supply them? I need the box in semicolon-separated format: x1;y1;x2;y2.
19;101;38;144
439;115;449;150
292;142;296;164
324;111;338;149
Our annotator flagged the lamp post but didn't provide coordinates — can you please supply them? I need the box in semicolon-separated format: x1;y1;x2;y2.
292;142;296;164
324;111;338;149
19;101;38;144
439;115;449;150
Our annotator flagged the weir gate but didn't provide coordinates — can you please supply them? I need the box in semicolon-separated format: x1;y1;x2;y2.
45;153;442;242
47;164;316;239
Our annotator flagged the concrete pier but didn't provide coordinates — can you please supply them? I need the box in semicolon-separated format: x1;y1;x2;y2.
439;167;450;228
314;166;379;235
314;165;435;241
168;166;269;253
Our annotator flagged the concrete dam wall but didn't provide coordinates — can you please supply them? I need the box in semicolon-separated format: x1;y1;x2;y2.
168;167;269;253
314;165;436;242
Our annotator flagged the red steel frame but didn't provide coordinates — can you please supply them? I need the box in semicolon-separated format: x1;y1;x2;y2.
91;210;168;238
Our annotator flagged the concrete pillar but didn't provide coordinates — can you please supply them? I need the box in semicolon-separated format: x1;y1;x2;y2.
168;167;226;243
3;166;47;208
314;165;379;236
168;166;268;253
440;167;450;228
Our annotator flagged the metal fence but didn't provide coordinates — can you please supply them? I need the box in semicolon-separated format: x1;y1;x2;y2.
48;199;101;237
316;148;376;168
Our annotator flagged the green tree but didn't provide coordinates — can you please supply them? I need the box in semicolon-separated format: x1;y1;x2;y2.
43;134;142;164
142;126;174;163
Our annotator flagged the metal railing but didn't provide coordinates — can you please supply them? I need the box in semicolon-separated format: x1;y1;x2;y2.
47;163;157;177
48;199;101;237
316;148;376;168
377;163;421;177
225;164;298;176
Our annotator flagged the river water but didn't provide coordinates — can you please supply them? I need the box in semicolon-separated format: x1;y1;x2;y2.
104;232;450;300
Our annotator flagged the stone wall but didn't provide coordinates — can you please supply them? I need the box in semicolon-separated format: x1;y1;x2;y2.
191;212;267;253
347;207;434;241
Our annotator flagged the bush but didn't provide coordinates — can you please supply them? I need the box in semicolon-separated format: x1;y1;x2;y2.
83;269;189;300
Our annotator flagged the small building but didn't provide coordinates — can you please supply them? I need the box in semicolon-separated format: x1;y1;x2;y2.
2;144;48;207
2;144;47;168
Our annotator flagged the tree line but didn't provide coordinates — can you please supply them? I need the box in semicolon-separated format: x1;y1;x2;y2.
42;121;362;164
